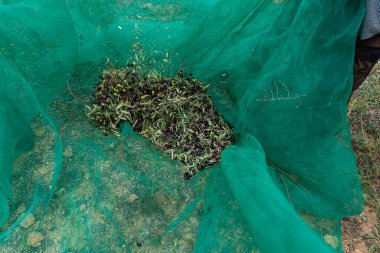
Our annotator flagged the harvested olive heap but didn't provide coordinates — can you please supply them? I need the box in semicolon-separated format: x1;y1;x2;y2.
87;65;234;179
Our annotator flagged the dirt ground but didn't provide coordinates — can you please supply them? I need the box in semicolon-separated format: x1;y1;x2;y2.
341;64;380;253
342;204;379;253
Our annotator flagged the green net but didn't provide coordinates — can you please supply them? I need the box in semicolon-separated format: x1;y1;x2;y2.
0;0;365;252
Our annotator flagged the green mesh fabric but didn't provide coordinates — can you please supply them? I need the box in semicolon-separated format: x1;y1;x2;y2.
0;1;365;252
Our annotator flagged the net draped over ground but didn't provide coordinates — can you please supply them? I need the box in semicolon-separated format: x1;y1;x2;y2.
0;1;365;252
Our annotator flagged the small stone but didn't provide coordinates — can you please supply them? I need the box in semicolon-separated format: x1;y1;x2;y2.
143;3;154;9
324;234;338;249
27;231;44;248
20;214;36;229
177;239;190;248
16;204;27;215
34;127;46;137
38;165;50;176
184;233;193;240
94;212;105;225
127;194;139;203
45;247;57;253
63;146;73;157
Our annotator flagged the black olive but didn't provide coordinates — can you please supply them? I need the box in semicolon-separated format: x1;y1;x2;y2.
184;172;192;180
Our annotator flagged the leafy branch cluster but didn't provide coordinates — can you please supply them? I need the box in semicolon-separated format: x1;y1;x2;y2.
86;65;234;178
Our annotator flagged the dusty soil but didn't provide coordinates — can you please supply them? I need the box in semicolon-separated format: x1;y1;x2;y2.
342;204;379;253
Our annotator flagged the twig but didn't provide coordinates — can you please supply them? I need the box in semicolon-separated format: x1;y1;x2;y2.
67;81;87;103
